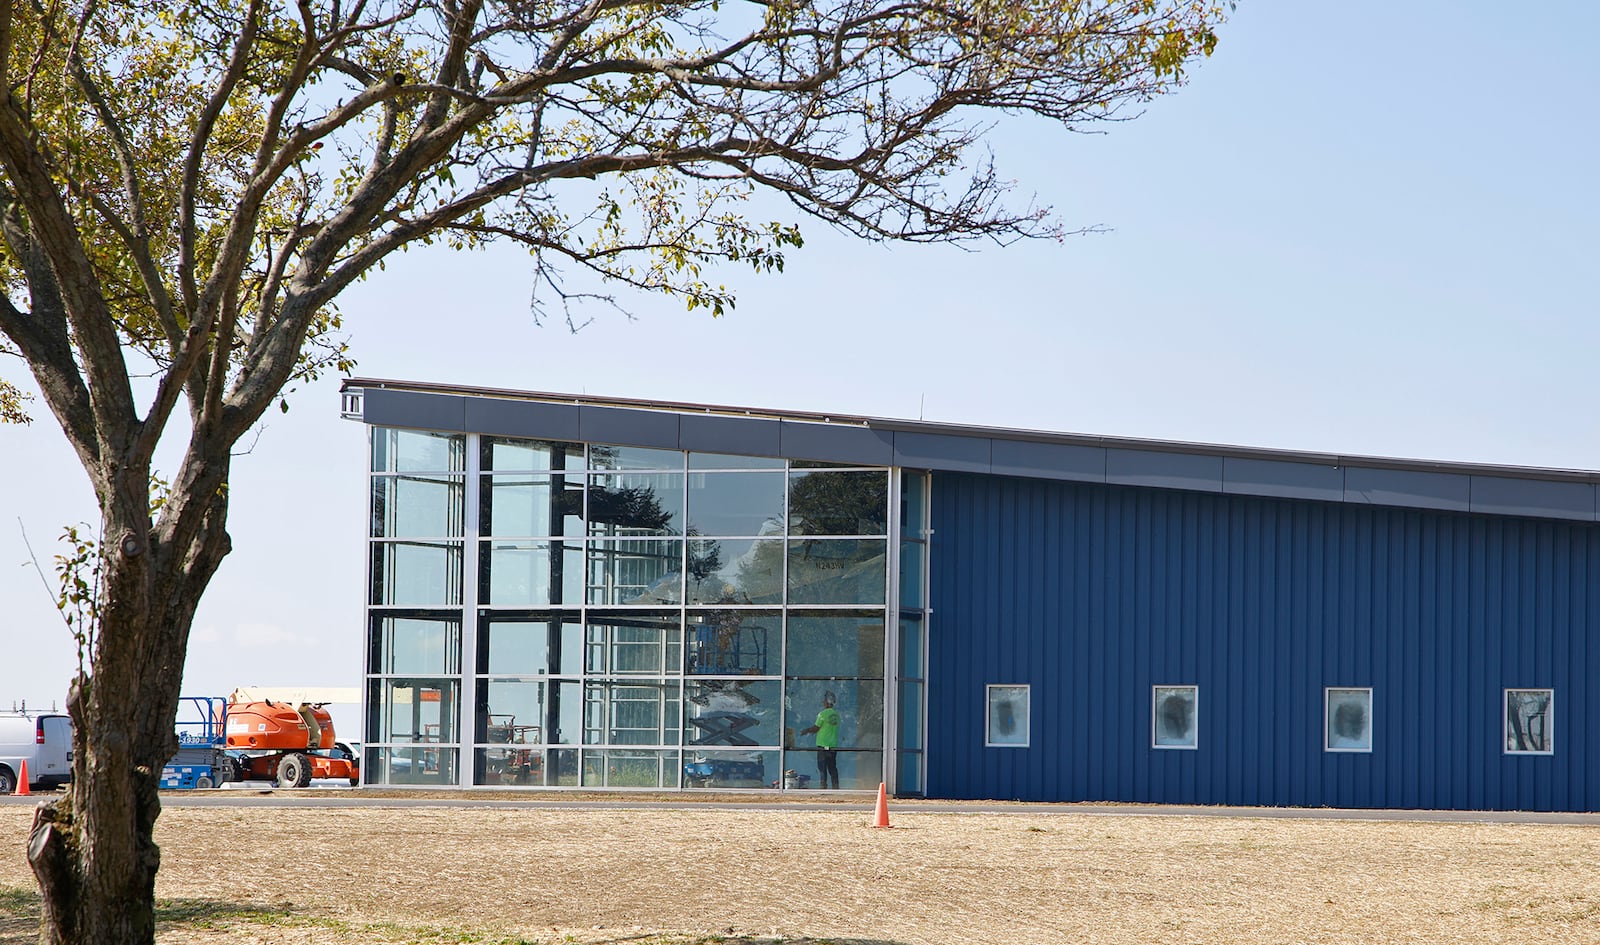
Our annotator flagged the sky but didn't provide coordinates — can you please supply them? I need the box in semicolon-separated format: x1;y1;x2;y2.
2;2;1598;725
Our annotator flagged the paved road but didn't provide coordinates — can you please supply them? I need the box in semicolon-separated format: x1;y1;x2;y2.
6;790;1600;825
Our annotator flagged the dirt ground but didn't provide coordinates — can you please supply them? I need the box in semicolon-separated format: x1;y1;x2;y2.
3;797;1600;944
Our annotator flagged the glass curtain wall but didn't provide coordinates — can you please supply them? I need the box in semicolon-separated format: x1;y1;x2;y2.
369;427;896;790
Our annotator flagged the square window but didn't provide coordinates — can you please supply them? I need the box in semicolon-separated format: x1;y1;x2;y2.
1325;688;1373;752
1152;686;1198;749
986;685;1029;747
1505;689;1554;754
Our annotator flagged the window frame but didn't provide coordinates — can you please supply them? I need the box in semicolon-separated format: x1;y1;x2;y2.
1504;688;1555;756
1151;684;1199;750
985;684;1030;748
1323;687;1374;753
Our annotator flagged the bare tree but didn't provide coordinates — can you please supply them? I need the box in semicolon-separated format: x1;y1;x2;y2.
0;0;1224;940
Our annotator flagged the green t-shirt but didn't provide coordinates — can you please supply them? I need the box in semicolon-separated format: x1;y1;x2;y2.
813;706;841;749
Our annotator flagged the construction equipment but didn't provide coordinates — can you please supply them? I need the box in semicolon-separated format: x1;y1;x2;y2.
164;692;359;788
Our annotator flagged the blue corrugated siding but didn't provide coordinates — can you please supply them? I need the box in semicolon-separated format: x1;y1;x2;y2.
925;472;1600;811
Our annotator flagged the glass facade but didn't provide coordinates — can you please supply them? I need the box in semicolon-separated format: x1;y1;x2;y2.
365;430;927;791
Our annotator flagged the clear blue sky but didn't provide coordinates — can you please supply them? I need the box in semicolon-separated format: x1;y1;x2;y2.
3;3;1597;716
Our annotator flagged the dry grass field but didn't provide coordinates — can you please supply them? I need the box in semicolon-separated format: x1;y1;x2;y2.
3;797;1600;944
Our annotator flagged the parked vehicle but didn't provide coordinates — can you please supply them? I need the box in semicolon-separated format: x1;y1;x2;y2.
0;710;73;793
164;694;359;789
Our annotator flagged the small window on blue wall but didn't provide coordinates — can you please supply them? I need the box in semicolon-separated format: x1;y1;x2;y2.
1325;688;1373;752
986;685;1029;747
1505;689;1554;755
1152;686;1198;749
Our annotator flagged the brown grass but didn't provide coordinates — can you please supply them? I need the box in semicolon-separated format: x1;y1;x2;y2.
3;800;1600;944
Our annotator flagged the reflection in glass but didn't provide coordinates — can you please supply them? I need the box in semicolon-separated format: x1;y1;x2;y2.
686;538;783;605
899;539;925;609
478;615;583;675
587;539;682;605
901;472;927;536
366;746;459;786
371;616;461;675
588;445;683;471
1153;686;1198;748
689;452;785;470
896;750;923;795
686;610;778;675
1325;688;1373;751
786;611;884;678
684;749;777;789
898;615;924;678
582;748;679;787
784;748;884;791
371;475;464;538
481;475;583;537
482;436;583;472
587;473;683;536
785;679;885;750
373;678;459;743
687;472;786;536
585;612;682;675
372;428;464;473
480;540;583;605
788;470;887;536
898;681;923;748
583;680;682;746
685;679;781;746
787;539;886;605
1506;689;1553;753
371;540;463;605
986;685;1029;747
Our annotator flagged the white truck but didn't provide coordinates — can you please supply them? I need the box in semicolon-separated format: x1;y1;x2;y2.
0;710;73;793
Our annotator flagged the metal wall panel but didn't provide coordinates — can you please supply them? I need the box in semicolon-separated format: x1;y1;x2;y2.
578;405;680;449
990;439;1106;483
464;397;582;441
1106;449;1225;493
678;414;782;457
1468;475;1597;522
925;472;1600;811
363;388;467;432
893;432;992;473
778;421;895;466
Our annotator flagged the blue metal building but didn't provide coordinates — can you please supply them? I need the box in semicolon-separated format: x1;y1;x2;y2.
343;379;1600;810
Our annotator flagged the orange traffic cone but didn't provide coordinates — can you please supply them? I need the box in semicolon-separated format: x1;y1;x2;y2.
15;760;30;796
871;781;890;828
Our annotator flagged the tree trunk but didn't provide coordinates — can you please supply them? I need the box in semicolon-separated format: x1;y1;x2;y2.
27;464;231;945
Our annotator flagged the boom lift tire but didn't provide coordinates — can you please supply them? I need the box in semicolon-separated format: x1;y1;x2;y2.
276;752;312;788
195;776;214;789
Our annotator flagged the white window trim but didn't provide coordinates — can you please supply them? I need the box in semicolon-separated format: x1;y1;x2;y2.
1151;685;1199;750
1504;688;1555;756
1324;687;1374;753
985;684;1030;748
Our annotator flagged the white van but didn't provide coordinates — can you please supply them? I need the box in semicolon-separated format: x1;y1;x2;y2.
0;712;73;793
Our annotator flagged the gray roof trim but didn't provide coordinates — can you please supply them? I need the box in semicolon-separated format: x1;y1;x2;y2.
344;378;1600;522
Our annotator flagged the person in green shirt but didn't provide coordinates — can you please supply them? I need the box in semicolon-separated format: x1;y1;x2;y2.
799;691;841;789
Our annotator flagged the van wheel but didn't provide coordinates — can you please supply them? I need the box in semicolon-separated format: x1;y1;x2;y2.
0;767;14;795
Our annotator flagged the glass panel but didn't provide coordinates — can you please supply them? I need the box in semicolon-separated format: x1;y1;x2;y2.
366;746;458;786
897;680;923;749
583;681;682;746
371;616;461;674
689;452;785;470
477;615;583;675
482;436;584;472
1326;689;1373;752
785;748;883;791
375;678;459;743
786;610;884;678
370;540;462;605
899;539;924;609
588;445;683;471
546;748;580;786
480;475;583;537
898;615;924;679
896;750;923;795
684;749;778;789
1506;689;1553;753
477;679;549;744
787;539;886;605
686;538;784;605
480;540;583;606
785;679;885;750
686;610;779;675
586;539;683;605
900;472;927;537
788;470;888;536
372;429;464;473
585;612;682;675
686;471;786;537
685;679;783;747
371;475;464;538
476;746;545;786
582;748;680;787
1153;686;1198;749
987;685;1030;747
587;473;684;536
